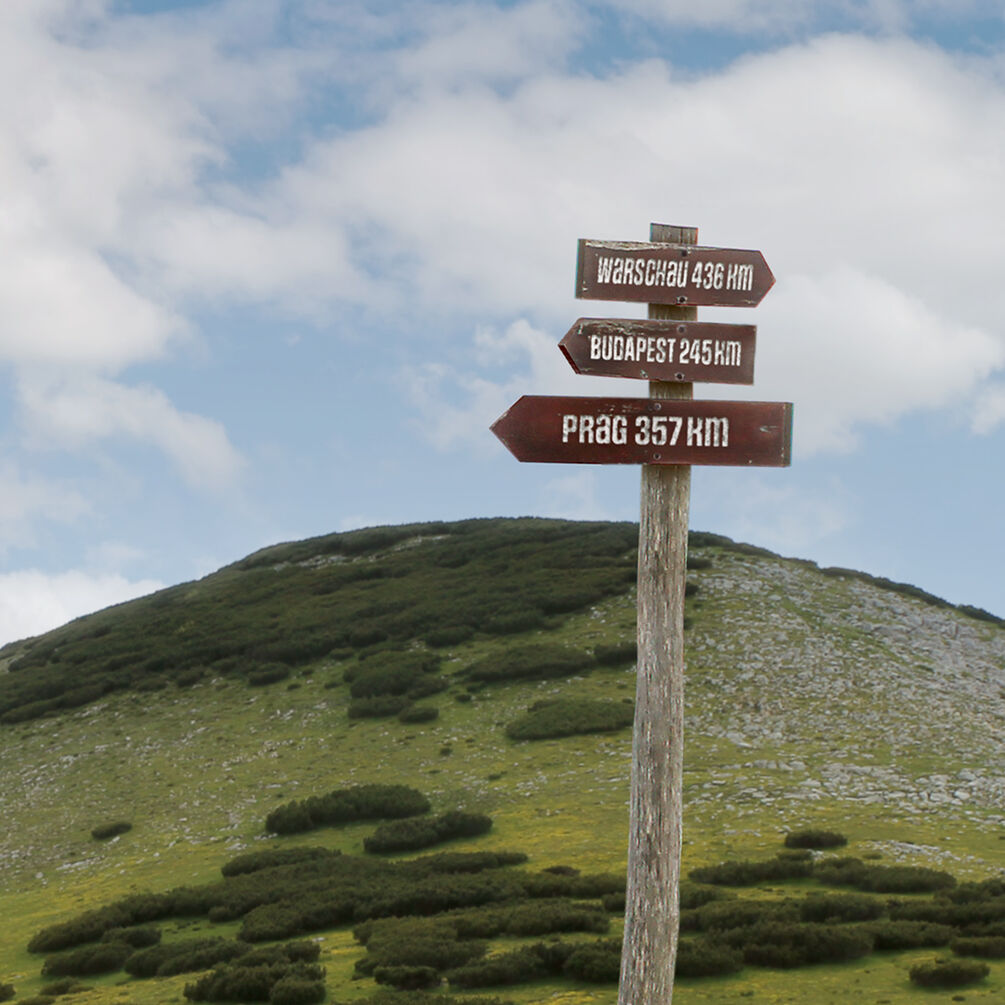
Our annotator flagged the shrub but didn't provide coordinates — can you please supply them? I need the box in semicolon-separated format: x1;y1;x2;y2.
465;644;593;685
265;783;429;834
269;976;327;1004
506;698;634;741
726;922;874;968
221;847;338;877
349;695;411;719
798;894;884;924
373;965;442;990
42;942;131;977
815;858;956;894
564;939;622;982
675;939;744;978
247;664;291;687
594;642;637;666
448;948;548;988
688;857;812;886
365;812;492;854
909;958;990;987
425;626;475;647
102;925;162;948
124;937;246;978
683;899;799;933
0;985;14;1003
951;936;1005;958
784;830;847;850
91;820;132;840
399;704;439;724
865;921;953;950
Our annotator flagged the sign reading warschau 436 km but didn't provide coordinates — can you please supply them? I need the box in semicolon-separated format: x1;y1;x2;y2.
491;397;792;467
576;239;774;307
560;318;756;384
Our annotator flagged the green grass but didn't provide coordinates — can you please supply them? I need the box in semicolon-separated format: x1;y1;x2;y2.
2;519;1004;1004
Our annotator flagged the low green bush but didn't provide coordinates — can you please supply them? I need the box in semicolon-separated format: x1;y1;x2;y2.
505;699;633;741
0;985;14;1003
349;695;412;719
42;942;131;977
91;820;132;840
247;663;291;686
373;965;441;990
465;644;593;685
815;858;955;894
101;925;162;948
909;958;990;987
268;976;327;1004
364;812;492;854
594;642;637;666
798;894;884;924
265;783;429;835
563;939;621;982
864;920;953;950
399;704;439;724
724;922;874;968
951;936;1005;958
784;829;847;850
688;857;812;886
221;847;338;877
675;939;743;978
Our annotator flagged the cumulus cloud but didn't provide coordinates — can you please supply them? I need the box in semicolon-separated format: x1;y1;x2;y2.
0;570;163;649
0;464;89;551
19;375;245;492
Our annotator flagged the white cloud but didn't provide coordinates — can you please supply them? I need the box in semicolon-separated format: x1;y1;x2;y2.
0;464;89;550
972;383;1005;434
19;375;245;492
539;469;616;520
0;569;163;649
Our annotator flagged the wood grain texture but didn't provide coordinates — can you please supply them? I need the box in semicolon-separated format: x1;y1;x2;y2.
618;222;695;1005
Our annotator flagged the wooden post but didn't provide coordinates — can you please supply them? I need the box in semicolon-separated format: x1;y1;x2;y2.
618;223;696;1005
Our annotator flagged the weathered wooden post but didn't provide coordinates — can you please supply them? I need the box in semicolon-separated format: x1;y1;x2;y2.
619;222;696;1005
491;221;788;1004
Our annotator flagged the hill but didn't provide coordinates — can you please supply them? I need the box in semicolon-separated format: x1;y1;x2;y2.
1;517;1004;1005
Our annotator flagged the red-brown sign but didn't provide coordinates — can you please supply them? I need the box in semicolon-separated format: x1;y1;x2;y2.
492;397;792;466
576;239;774;307
560;318;756;384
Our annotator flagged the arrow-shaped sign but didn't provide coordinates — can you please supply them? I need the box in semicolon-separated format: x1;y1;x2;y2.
576;239;774;307
560;318;756;384
491;396;792;467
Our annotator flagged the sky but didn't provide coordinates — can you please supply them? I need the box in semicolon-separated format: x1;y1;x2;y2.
1;0;1004;645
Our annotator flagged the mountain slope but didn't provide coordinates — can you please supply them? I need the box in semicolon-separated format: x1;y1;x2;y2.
1;518;1004;1005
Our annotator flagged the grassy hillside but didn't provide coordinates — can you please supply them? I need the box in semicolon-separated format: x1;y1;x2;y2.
1;518;1004;1005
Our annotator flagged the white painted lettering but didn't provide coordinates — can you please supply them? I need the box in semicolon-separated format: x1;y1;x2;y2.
611;259;624;284
562;415;577;443
596;257;614;284
701;339;712;365
595;414;612;444
705;417;729;447
686;416;704;446
726;340;741;365
580;415;595;443
612;415;628;444
590;335;602;360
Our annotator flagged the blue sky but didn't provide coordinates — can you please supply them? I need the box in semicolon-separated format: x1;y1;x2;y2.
2;0;1004;643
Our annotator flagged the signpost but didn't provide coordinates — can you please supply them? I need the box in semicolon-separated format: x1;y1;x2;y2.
560;318;756;384
491;223;791;1005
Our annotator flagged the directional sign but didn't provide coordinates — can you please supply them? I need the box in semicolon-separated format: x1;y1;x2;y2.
576;239;774;307
492;396;792;467
560;318;756;384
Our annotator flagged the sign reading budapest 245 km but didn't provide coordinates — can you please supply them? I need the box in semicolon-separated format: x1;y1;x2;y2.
576;238;774;307
492;397;792;467
560;318;756;384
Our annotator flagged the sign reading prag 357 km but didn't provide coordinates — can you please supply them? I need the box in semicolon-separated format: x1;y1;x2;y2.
576;238;774;307
492;397;792;467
